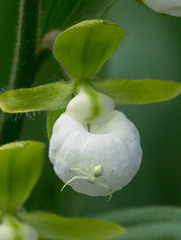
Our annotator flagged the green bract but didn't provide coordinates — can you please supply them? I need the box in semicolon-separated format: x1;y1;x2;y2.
54;19;125;81
0;141;44;212
19;211;125;240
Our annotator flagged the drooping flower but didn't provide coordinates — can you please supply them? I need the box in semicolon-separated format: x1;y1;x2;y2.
143;0;181;16
49;87;142;200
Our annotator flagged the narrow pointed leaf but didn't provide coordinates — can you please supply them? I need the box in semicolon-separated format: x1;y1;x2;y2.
98;207;181;240
19;211;125;240
41;0;117;35
54;20;125;81
0;141;44;212
93;79;181;105
0;81;74;113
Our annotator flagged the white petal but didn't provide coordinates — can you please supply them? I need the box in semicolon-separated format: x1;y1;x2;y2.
49;111;142;197
143;0;181;16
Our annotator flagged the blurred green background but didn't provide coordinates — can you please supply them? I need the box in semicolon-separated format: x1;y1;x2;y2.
0;0;181;218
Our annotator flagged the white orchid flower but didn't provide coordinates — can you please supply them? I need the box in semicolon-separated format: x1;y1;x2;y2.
143;0;181;16
49;87;142;200
0;216;38;240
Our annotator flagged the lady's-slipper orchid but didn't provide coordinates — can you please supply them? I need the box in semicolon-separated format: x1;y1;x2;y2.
0;217;38;240
49;89;142;200
143;0;181;16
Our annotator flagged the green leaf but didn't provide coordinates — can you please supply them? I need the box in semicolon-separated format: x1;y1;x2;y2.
54;20;125;81
0;81;74;113
47;108;65;140
41;0;117;35
92;79;181;105
0;141;44;212
18;211;125;240
98;207;181;240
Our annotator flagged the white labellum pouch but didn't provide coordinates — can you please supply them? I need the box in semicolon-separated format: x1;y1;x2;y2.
49;91;142;199
143;0;181;16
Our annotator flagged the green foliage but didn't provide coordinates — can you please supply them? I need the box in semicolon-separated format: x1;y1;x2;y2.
98;207;181;240
0;141;44;212
135;0;145;5
8;0;40;90
0;82;74;113
41;0;118;35
47;108;66;140
0;140;126;240
93;79;181;104
1;19;181;116
1;0;117;144
19;211;125;240
54;20;125;81
0;1;181;239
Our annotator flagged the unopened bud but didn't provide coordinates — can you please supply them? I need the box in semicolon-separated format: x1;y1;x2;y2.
0;216;38;240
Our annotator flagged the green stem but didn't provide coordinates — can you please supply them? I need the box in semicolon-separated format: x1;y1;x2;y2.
9;0;41;89
0;0;41;145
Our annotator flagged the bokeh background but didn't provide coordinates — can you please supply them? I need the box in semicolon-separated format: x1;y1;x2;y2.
0;0;181;218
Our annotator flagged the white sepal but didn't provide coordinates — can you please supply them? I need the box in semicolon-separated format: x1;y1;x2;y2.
143;0;181;16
